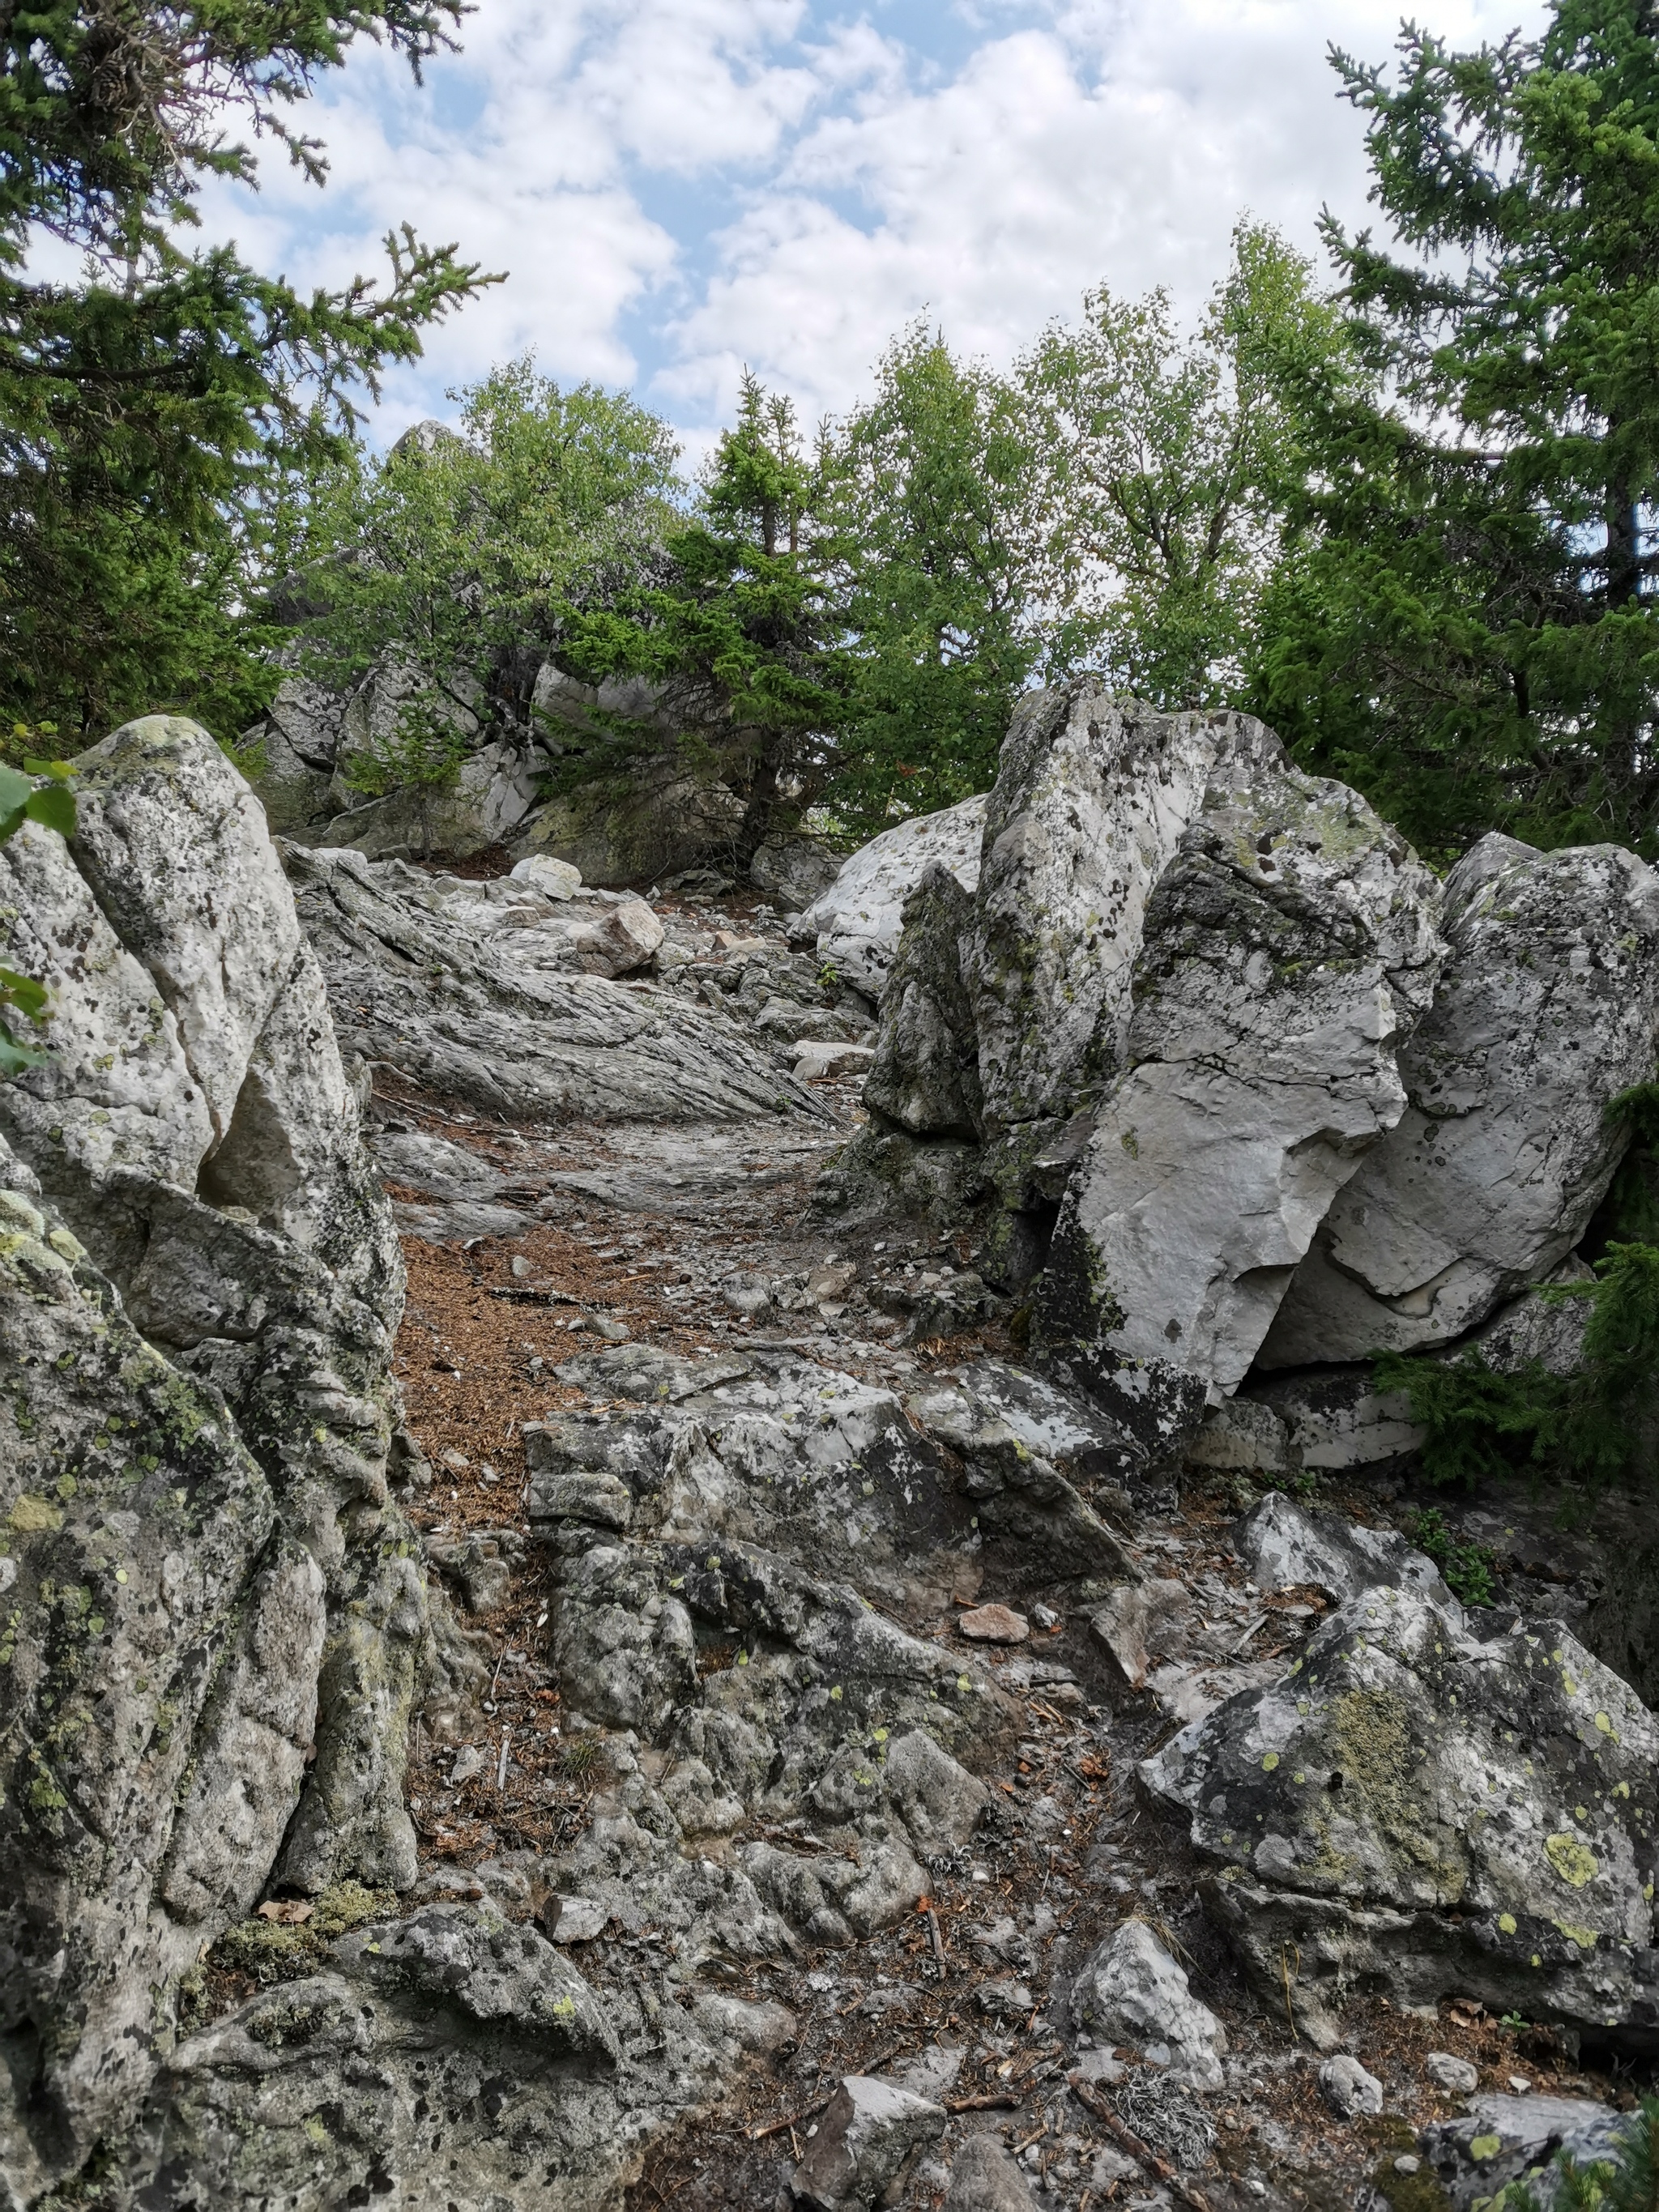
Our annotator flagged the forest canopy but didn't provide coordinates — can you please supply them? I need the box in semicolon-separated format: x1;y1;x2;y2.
5;0;1659;867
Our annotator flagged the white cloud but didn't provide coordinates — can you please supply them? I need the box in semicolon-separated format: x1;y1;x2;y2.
183;0;1553;443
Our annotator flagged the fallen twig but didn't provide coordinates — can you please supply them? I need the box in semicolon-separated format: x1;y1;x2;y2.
749;2096;832;2142
1067;2073;1213;2212
945;2092;1021;2113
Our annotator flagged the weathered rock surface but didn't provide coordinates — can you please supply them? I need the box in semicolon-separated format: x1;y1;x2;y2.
527;1343;1137;1609
863;863;983;1140
1261;833;1659;1366
1319;2052;1383;2119
0;720;485;2199
963;689;1286;1147
791;2074;947;2211
1421;2091;1635;2210
1142;1581;1659;2048
942;2133;1042;2211
1038;762;1443;1447
93;1903;686;2212
286;843;825;1124
750;833;844;912
794;792;987;999
1068;1920;1227;2088
1231;1492;1453;1610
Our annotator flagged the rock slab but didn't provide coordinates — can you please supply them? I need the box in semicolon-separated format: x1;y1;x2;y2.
1039;761;1443;1444
1261;833;1659;1365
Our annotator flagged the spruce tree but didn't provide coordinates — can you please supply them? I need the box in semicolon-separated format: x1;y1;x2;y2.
1256;1;1659;860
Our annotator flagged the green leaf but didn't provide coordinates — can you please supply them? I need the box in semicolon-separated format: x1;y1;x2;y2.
23;783;75;837
0;965;49;1021
0;1033;47;1076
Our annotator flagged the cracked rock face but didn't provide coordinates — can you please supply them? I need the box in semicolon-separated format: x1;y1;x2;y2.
1260;833;1659;1366
0;721;480;2199
962;689;1286;1149
862;863;983;1140
1141;1580;1659;2048
286;842;824;1125
1038;762;1444;1445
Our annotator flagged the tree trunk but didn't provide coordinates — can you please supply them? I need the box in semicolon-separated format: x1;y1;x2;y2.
1606;477;1641;611
736;741;780;868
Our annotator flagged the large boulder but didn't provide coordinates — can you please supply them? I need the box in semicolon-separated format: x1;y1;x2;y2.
0;719;479;2196
862;863;983;1139
963;690;1285;1146
1141;1579;1659;2049
286;844;825;1123
1260;833;1659;1366
793;793;987;999
95;1905;671;2212
1038;762;1444;1447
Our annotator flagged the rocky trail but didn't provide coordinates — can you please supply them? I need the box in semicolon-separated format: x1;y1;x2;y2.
373;1062;1657;2212
6;701;1659;2212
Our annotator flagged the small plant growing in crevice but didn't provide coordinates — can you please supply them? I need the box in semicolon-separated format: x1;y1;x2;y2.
559;1734;606;1782
1507;2091;1659;2210
1374;1086;1659;1500
1405;1508;1498;1605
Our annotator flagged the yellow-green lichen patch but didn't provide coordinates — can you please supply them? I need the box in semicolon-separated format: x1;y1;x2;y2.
1545;1833;1597;1890
9;1494;63;1535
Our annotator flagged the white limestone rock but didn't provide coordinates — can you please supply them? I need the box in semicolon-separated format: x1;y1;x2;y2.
1320;2054;1384;2119
1068;1920;1228;2089
1260;834;1659;1366
1038;762;1444;1447
793;792;987;999
1232;1492;1453;1609
963;688;1286;1142
510;851;582;899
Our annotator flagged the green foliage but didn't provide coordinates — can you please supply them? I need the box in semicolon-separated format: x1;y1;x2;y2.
1601;1084;1659;1242
560;370;851;860
822;325;1039;833
0;0;495;744
1377;1242;1659;1491
1404;1507;1499;1605
1505;2093;1659;2209
1375;1347;1563;1488
300;360;681;718
1021;219;1354;708
337;685;470;855
1253;2;1659;863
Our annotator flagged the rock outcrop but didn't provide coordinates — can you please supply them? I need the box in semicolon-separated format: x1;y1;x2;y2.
0;719;485;2198
963;693;1285;1149
862;863;983;1140
793;792;987;999
1260;833;1659;1366
1036;760;1443;1446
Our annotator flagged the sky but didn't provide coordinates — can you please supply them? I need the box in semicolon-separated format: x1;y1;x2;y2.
194;0;1550;454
